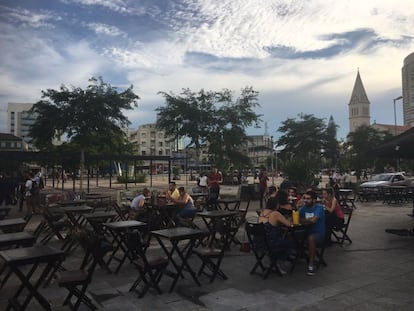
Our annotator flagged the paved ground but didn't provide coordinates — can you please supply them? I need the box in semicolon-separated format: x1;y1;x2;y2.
1;191;414;310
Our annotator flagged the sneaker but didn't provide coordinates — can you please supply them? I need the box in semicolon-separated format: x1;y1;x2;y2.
307;265;316;276
276;261;287;275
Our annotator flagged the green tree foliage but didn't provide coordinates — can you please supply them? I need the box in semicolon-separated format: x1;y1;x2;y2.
156;87;261;169
277;113;326;161
345;125;393;177
277;113;328;188
29;77;139;155
324;115;339;167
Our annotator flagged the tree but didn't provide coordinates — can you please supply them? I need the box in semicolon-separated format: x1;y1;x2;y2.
276;113;328;189
277;113;327;161
345;125;392;179
324;115;339;168
29;77;139;188
156;87;261;170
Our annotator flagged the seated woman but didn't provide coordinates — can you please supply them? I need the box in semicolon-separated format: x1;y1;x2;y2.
274;189;293;216
171;187;197;222
322;188;345;246
258;198;294;273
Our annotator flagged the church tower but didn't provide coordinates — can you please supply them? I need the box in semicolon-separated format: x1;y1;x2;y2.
348;70;371;133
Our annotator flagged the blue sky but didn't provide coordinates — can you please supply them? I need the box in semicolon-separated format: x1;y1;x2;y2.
1;0;414;140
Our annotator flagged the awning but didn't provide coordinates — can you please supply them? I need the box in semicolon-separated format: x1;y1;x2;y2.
374;127;414;159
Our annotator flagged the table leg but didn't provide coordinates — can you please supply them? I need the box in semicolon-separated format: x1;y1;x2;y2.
8;261;56;310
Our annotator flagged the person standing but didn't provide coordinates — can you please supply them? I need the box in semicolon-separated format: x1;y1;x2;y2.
24;172;36;216
299;190;326;276
197;172;208;193
207;165;222;200
258;166;269;209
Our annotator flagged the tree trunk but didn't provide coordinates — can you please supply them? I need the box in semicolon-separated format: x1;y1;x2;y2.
80;149;85;191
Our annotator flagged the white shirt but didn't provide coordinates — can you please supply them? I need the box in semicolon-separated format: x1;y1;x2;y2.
199;175;208;187
130;194;146;210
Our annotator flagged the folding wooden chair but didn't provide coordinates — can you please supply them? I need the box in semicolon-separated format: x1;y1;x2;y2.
57;230;112;310
193;242;226;283
332;206;354;245
38;209;69;245
127;230;169;298
113;203;129;221
227;199;251;247
245;222;285;279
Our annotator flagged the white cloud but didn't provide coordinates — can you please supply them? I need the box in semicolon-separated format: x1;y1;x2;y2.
0;5;61;28
86;22;126;37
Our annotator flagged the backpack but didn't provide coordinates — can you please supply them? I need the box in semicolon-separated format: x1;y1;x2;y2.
30;179;39;195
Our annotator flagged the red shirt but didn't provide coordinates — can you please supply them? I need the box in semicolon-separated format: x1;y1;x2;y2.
208;171;222;189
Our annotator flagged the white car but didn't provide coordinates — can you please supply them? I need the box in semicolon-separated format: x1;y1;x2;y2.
360;172;411;192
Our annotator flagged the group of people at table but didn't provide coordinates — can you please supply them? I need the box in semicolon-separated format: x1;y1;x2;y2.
258;186;345;276
129;165;224;226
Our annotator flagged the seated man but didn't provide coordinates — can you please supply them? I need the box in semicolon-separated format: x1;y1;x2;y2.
166;182;180;202
299;190;326;276
130;188;150;220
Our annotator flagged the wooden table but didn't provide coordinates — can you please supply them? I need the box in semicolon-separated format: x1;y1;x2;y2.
103;220;147;273
58;200;87;207
0;232;36;249
197;210;239;249
145;202;183;229
83;211;118;233
218;199;241;211
0;218;26;233
151;227;205;293
0;245;65;310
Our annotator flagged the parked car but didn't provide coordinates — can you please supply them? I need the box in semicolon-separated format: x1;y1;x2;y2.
359;172;411;193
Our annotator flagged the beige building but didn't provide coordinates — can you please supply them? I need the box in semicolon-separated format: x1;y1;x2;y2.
246;134;273;169
128;123;175;156
348;70;371;133
371;122;411;136
0;133;26;151
402;52;414;127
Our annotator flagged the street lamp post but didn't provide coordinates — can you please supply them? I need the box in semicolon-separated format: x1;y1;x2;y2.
271;136;274;185
393;96;403;136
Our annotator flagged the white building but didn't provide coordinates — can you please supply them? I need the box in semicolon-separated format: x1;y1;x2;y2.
7;102;36;149
402;52;414;126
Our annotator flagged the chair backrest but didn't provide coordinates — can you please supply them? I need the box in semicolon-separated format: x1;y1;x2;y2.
113;203;129;221
77;229;112;271
126;230;146;260
245;222;269;253
342;206;354;227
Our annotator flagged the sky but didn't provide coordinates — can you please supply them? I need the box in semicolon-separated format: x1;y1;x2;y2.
1;0;414;141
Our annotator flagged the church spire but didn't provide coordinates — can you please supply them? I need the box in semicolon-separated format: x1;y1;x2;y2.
348;70;371;133
349;70;370;106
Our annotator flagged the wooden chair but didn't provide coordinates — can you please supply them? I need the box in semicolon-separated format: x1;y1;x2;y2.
38;209;69;245
193;236;227;283
127;230;169;298
331;206;354;245
113;203;129;221
228;199;251;247
57;230;112;310
245;222;285;279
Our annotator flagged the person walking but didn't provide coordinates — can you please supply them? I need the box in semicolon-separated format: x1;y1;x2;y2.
258;166;269;209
